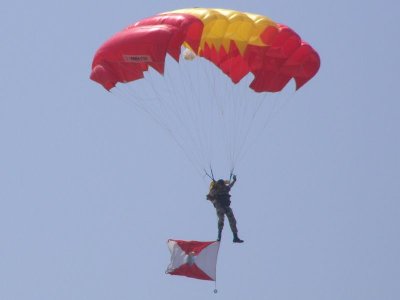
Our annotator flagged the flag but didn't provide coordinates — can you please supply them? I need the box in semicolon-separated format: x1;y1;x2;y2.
166;239;220;281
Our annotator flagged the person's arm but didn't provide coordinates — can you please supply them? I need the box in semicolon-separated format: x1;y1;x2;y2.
228;175;237;188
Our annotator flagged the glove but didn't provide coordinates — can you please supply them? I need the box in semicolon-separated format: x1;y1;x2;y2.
232;175;237;181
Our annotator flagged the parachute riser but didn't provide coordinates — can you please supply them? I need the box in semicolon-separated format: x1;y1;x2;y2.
204;166;235;183
204;166;215;182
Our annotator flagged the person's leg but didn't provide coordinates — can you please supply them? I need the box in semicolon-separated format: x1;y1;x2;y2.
215;205;225;241
226;207;243;243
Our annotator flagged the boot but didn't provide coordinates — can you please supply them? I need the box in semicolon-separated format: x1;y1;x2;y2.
233;233;244;243
217;229;222;241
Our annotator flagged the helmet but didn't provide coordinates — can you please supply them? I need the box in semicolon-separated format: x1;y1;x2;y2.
217;179;225;185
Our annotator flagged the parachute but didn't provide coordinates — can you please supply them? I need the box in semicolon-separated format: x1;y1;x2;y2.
166;239;220;281
91;8;319;92
90;8;320;175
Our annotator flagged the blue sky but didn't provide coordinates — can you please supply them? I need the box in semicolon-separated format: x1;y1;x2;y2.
1;1;399;299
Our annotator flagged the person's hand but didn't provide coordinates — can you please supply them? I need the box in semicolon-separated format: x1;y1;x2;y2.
233;175;237;181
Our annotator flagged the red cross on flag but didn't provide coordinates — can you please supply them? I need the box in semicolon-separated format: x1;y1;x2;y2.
166;239;220;281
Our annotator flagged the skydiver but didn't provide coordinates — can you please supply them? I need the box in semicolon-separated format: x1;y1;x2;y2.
206;175;244;243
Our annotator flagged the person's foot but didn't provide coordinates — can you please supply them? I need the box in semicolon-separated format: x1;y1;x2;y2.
233;236;244;243
217;230;222;241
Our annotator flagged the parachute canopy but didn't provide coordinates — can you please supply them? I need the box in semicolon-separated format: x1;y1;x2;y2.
166;239;220;281
90;8;320;93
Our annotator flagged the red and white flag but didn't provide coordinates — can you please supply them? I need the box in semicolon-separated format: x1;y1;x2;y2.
166;239;220;281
